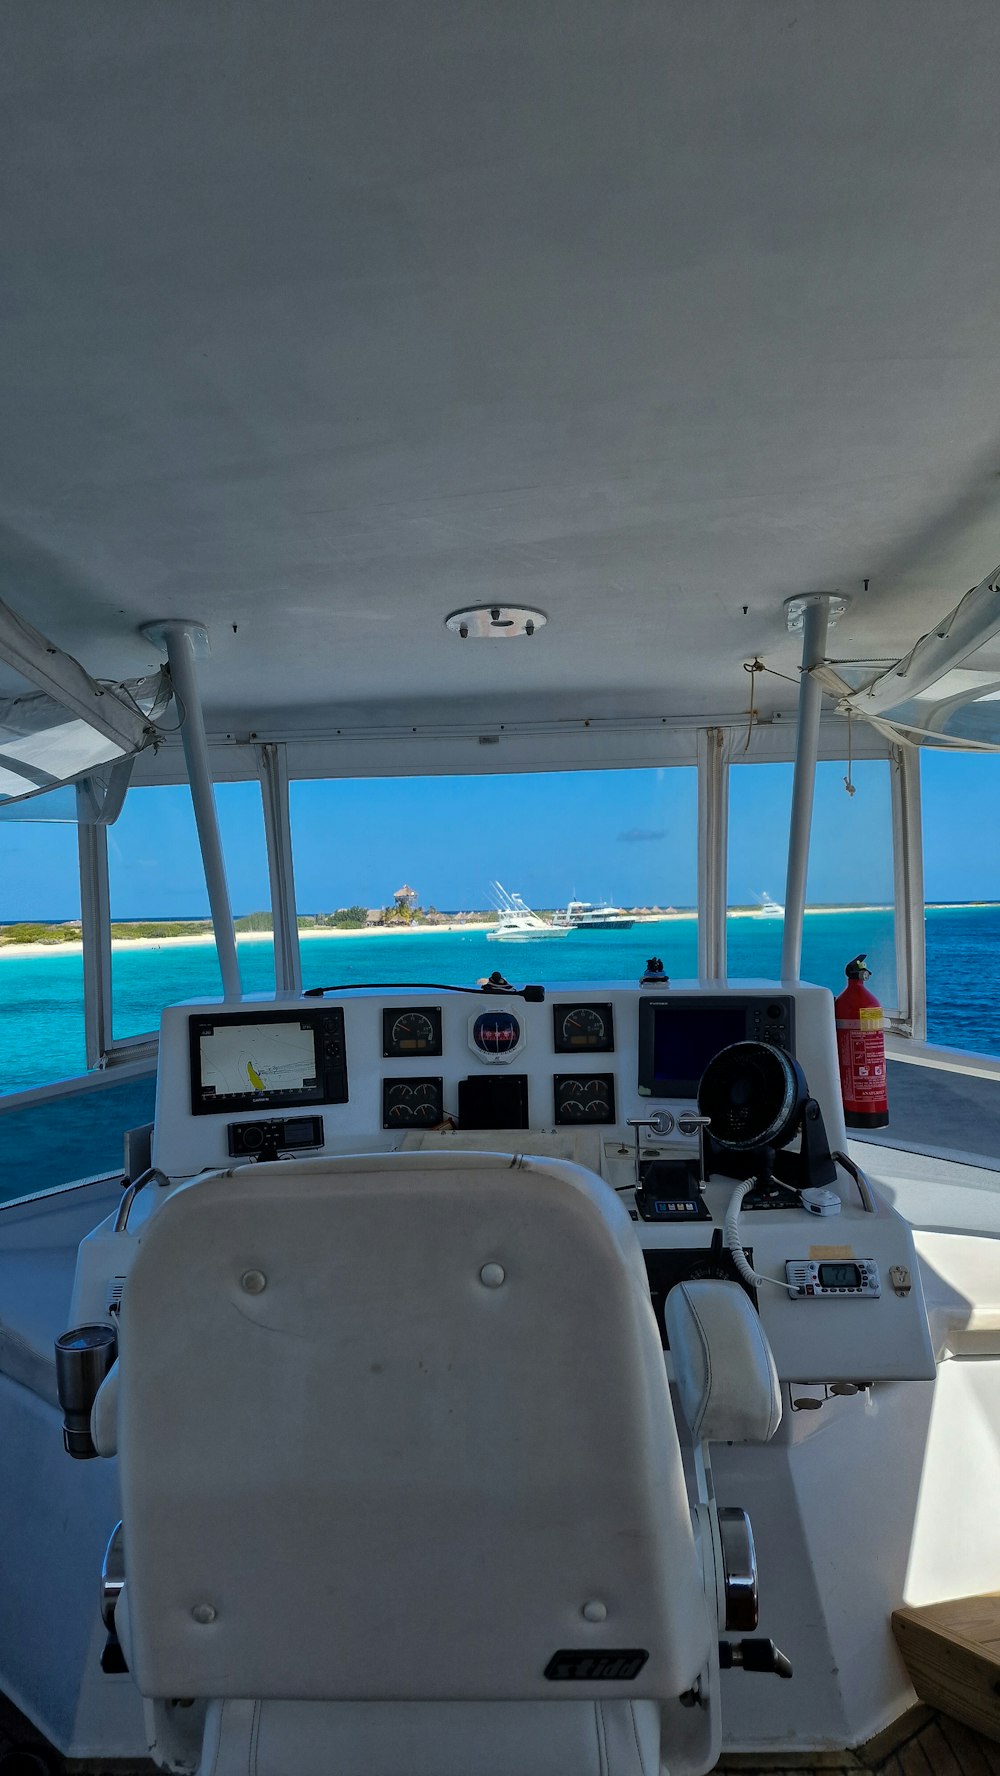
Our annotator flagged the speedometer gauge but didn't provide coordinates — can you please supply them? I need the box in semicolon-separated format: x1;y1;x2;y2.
553;1002;615;1054
382;1006;442;1058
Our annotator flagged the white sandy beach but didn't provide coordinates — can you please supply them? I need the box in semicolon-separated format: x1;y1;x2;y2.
0;904;918;961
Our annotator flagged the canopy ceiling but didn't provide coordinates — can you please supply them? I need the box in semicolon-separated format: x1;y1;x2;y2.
3;1;1000;739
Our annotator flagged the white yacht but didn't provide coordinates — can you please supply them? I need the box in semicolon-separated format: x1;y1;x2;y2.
551;900;636;931
1;8;1000;1776
486;883;569;941
753;893;785;920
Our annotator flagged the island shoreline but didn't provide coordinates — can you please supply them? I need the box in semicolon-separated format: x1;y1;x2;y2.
0;902;945;961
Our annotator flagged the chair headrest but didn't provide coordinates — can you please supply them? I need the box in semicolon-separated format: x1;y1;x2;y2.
666;1280;782;1443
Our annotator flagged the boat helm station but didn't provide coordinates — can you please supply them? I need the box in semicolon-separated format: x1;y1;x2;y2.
41;973;943;1776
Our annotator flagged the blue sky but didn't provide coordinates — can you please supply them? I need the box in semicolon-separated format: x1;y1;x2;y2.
1;750;995;920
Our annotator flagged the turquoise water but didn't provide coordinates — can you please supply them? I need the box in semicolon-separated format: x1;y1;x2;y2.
1;904;996;1096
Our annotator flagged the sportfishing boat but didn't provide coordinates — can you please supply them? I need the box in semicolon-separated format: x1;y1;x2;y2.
2;8;1000;1776
753;894;785;920
486;883;568;941
551;900;636;931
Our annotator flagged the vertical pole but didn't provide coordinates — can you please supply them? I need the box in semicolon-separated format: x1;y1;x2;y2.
77;804;112;1068
781;593;846;982
256;742;302;995
890;744;926;1040
143;621;242;1001
697;727;729;981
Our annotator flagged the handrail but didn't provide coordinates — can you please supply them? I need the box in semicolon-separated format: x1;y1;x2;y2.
0;1059;155;1116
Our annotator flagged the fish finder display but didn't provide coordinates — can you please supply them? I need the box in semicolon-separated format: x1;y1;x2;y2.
189;1009;348;1114
637;995;793;1097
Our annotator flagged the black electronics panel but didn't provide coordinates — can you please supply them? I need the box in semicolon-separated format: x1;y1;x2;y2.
637;995;794;1098
552;1002;615;1054
553;1073;617;1125
642;1241;757;1347
458;1073;529;1130
382;1076;445;1129
382;1006;443;1059
189;1009;347;1115
228;1115;325;1158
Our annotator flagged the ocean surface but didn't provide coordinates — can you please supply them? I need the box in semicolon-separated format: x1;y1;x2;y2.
1;905;998;1096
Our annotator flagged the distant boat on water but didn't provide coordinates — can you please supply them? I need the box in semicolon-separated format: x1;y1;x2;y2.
754;891;784;919
551;898;635;931
486;882;568;941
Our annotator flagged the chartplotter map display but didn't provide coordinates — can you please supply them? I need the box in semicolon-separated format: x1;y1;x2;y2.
199;1021;318;1098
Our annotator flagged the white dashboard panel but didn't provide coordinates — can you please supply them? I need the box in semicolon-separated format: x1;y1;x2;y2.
152;979;847;1179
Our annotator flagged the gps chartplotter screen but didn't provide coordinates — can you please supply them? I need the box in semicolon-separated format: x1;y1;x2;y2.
188;1009;347;1114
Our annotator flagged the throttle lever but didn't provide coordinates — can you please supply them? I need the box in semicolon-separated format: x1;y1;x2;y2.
719;1638;793;1679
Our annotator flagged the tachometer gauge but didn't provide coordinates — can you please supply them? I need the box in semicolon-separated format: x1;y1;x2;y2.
552;1002;615;1054
382;1006;442;1058
382;1076;445;1129
553;1073;616;1125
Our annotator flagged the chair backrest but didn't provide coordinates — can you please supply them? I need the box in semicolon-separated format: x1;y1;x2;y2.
117;1151;709;1704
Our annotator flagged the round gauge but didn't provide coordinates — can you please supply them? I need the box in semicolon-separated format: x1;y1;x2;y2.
553;1073;616;1126
392;1011;434;1049
382;1006;442;1058
382;1076;444;1129
558;1080;586;1119
562;1007;605;1047
553;1002;614;1054
472;1010;522;1059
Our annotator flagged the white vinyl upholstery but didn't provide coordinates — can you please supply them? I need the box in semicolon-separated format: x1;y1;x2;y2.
114;1151;713;1774
198;1697;663;1776
666;1281;782;1444
91;1357;118;1457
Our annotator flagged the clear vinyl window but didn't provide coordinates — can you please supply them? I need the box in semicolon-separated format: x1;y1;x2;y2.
727;759;897;1009
921;750;1000;1057
288;767;699;988
0;822;84;1093
109;782;274;1043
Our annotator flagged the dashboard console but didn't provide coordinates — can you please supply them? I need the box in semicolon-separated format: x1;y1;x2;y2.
152;979;843;1179
68;979;935;1387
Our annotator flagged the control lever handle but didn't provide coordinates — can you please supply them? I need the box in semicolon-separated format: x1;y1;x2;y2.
627;1113;676;1138
677;1112;711;1187
719;1638;793;1679
626;1113;676;1176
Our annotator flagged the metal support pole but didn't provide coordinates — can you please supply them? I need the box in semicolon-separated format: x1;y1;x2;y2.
256;742;302;995
141;620;242;1001
890;744;927;1040
77;806;112;1068
697;727;729;981
781;593;849;981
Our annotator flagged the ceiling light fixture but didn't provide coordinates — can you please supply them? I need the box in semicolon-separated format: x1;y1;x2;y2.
445;605;547;640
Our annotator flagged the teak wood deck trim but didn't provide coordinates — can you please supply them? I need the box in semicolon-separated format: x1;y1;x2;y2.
891;1594;1000;1749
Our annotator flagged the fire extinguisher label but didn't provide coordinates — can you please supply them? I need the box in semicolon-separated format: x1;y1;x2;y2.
857;1007;883;1029
836;1024;886;1104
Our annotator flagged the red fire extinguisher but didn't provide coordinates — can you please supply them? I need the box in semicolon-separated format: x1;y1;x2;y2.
834;955;889;1129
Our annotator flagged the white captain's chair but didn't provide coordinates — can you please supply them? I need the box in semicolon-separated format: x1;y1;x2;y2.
95;1151;749;1776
